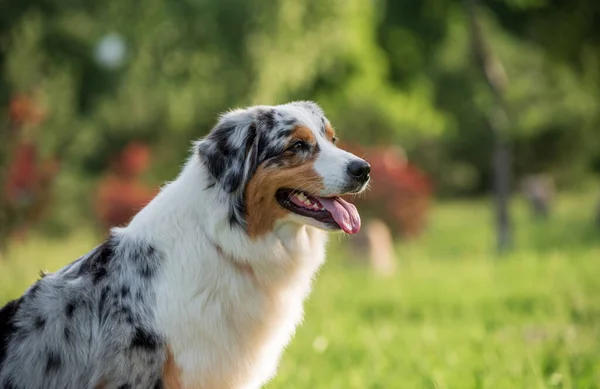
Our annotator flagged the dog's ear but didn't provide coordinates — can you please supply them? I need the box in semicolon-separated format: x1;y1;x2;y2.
197;109;261;194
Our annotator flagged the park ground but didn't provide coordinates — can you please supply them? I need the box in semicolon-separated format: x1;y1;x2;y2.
1;192;599;389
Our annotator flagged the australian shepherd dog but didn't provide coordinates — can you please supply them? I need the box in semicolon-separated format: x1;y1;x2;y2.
0;101;370;389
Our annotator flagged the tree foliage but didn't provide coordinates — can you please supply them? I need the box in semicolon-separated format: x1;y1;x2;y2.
1;0;599;238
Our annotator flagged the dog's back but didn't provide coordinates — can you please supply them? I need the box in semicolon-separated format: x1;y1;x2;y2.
0;234;167;389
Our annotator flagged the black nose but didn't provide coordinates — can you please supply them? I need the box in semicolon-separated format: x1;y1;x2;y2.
347;160;371;180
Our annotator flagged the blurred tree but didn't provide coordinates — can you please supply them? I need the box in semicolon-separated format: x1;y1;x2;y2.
375;0;599;194
1;0;599;248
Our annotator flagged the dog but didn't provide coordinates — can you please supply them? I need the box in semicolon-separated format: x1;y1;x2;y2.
0;101;370;389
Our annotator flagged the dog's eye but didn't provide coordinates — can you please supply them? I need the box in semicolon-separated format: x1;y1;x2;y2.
287;140;308;152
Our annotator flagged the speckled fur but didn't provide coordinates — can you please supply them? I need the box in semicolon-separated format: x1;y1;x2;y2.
0;235;166;389
0;101;369;389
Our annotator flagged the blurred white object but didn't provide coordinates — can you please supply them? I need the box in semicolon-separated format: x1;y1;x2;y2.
95;33;127;69
521;174;555;219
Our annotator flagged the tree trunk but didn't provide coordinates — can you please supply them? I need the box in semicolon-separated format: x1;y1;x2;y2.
493;138;511;252
464;0;513;254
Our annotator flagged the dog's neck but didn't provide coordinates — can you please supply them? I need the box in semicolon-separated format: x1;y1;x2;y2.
122;155;328;288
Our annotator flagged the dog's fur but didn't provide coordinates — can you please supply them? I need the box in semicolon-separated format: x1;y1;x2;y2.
0;101;369;389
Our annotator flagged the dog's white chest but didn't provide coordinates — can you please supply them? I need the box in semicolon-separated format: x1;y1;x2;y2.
153;249;319;389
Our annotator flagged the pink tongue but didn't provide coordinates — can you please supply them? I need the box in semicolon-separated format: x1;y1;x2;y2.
319;196;361;234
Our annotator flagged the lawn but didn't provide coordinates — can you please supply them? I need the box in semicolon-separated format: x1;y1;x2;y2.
2;192;599;389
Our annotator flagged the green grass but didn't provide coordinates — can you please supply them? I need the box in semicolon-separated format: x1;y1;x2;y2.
2;193;599;388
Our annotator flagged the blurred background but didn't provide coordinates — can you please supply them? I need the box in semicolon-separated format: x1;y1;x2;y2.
1;0;599;387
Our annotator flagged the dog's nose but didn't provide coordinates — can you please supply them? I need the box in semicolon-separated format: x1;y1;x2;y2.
347;160;371;180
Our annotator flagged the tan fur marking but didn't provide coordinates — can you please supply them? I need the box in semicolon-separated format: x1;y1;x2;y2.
291;125;316;145
324;124;336;143
245;157;323;239
162;347;184;389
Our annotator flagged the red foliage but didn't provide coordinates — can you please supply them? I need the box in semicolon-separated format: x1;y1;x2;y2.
6;143;38;203
111;142;151;178
4;142;60;240
95;142;158;231
9;93;46;127
95;175;159;230
341;142;433;238
3;91;57;242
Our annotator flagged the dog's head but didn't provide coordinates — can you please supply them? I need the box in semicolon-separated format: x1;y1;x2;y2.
197;101;370;238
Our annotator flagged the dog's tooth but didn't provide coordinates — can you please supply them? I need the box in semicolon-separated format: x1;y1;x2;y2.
304;199;312;206
297;192;306;201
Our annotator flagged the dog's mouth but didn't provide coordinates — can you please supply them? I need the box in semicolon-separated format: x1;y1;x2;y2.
275;189;361;234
